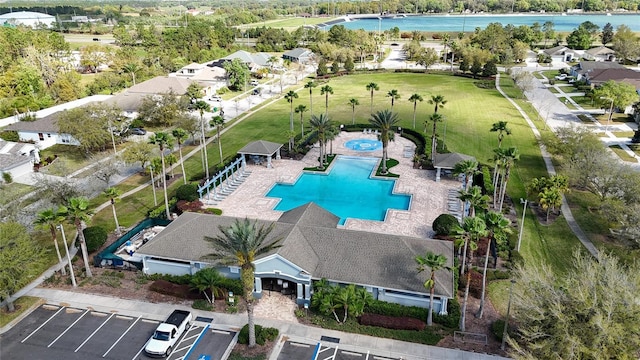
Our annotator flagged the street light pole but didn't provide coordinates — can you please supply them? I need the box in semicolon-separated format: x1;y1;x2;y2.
501;279;516;350
517;198;527;252
58;225;77;287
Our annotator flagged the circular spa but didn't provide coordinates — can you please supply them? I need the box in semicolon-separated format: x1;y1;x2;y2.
344;139;382;151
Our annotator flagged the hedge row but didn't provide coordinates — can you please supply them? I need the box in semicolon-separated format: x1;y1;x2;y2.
237;324;279;345
359;313;425;331
364;297;461;329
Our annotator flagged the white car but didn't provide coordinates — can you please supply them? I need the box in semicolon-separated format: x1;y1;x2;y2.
209;95;222;102
555;74;568;81
250;80;259;86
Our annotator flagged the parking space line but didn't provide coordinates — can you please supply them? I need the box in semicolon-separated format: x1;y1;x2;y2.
48;309;89;347
131;338;151;360
102;315;141;358
21;306;65;343
74;313;115;352
341;350;363;357
180;324;210;360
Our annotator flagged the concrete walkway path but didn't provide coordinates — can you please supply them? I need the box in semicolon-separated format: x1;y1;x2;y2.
495;73;599;257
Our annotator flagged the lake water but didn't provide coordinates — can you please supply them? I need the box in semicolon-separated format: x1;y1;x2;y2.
336;14;640;32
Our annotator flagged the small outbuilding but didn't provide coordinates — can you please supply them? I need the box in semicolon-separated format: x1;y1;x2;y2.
237;140;283;168
433;152;476;182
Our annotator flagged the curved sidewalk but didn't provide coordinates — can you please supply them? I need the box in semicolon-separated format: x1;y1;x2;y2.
495;73;598;257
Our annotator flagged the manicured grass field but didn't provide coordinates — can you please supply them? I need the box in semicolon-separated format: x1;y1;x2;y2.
238;16;336;30
571;95;597;110
95;72;582;276
0;183;34;205
609;145;637;162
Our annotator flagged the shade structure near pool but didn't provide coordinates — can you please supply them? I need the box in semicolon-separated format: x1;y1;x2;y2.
266;156;411;225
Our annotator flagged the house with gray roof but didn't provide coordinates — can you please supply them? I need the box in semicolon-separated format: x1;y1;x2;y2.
543;45;578;62
583;46;616;62
0;140;39;180
136;203;455;312
570;60;625;81
3;112;78;149
283;48;314;64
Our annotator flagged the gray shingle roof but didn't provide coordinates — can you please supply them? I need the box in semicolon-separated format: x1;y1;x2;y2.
434;152;476;169
137;204;455;298
577;60;625;73
277;202;340;228
4;112;60;133
222;51;271;67
283;48;312;59
585;46;615;56
237;140;283;156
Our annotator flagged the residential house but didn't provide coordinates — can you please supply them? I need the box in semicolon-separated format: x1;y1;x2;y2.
3;112;78;149
210;50;272;74
543;45;579;62
173;62;227;90
103;76;212;116
0;140;39;180
282;48;315;64
570;60;625;81
583;46;616;62
136;203;455;312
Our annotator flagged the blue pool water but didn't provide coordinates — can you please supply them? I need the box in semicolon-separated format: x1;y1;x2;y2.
345;139;382;151
266;156;411;225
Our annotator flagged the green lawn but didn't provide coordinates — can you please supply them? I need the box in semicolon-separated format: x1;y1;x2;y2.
612;131;636;138
39;145;106;176
571;96;597;110
547;87;560;94
609;145;637;162
0;296;42;327
0;183;34;205
238;16;337;30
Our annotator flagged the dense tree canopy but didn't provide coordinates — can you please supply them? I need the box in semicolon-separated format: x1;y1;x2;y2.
509;251;640;359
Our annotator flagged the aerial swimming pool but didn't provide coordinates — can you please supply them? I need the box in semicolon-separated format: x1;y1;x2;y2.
266;156;411;225
344;139;382;151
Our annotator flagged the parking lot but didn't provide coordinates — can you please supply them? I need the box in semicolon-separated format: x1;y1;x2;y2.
278;340;406;360
0;304;236;360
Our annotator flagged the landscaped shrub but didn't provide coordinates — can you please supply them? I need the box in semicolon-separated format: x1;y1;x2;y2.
176;183;199;201
433;297;460;329
492;319;506;341
400;128;426;156
82;226;108;252
148;197;178;218
359;313;425;331
2;172;13;183
216;277;243;296
433;213;460;236
0;130;19;142
146;273;193;285
176;200;204;213
149;279;202;299
237;324;279;345
192;299;213;311
365;299;427;320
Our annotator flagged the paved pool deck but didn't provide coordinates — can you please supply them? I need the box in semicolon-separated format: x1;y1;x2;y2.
208;131;461;239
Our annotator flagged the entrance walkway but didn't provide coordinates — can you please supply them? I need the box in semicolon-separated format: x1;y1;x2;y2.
254;292;299;323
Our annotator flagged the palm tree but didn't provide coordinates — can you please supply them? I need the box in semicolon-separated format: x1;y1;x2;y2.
453;159;480;190
122;63;141;86
366;82;379;114
103;187;121;235
148;158;159;206
455;216;487;331
427;113;444;161
203;218;283;347
492;148;507;206
458;185;490;219
304;81;317;115
539;187;562;222
172;128;189;184
386;89;400;109
309;114;332;170
66;197;93;278
416;252;450;326
490;121;512;148
209;115;225;164
348;98;359;125
193;100;211;180
34;207;68;275
408;93;424;129
285;90;299;151
149;132;174;219
165;153;177;178
476;212;511;319
429;94;447;113
369;109;400;175
190;268;225;304
498;147;520;211
320;85;333;115
295;104;308;137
